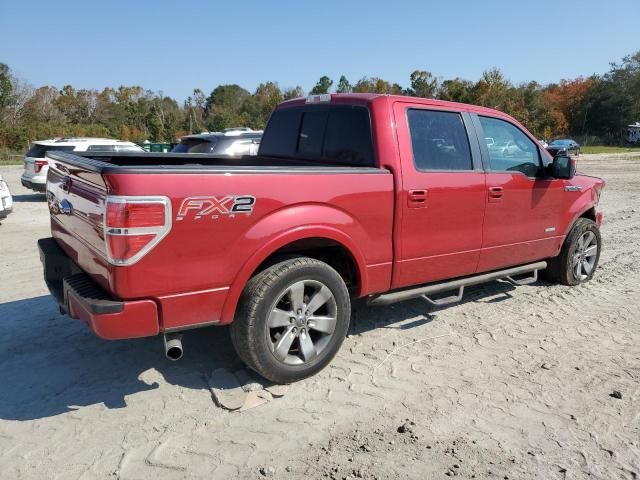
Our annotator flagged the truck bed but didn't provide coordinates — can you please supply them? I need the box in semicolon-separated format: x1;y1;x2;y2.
47;151;385;175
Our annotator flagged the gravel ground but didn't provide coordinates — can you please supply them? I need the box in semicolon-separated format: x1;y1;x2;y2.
0;155;638;480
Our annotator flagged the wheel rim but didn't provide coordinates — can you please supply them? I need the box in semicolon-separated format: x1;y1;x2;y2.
572;231;598;281
266;280;338;366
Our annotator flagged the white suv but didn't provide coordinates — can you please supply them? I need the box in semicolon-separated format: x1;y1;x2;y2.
0;175;13;220
20;138;144;192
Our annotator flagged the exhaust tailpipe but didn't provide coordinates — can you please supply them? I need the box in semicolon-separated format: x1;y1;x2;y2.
164;333;183;361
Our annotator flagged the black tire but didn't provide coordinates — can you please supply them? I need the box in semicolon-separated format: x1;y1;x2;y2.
544;218;601;286
230;257;351;383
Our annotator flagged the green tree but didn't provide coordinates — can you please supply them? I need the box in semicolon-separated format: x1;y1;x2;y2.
438;78;473;103
183;88;207;133
581;51;640;142
310;75;333;94
205;84;250;116
240;82;283;128
352;77;403;94
282;86;304;100
23;86;64;123
407;70;438;98
336;75;352;93
469;68;511;110
0;63;15;116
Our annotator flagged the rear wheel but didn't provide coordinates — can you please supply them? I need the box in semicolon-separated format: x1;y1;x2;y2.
230;257;351;383
545;218;601;286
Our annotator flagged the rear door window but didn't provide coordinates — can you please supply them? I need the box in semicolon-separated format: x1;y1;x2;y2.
407;109;473;171
259;105;374;166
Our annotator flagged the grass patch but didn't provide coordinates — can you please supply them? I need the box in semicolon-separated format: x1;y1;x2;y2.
581;146;640;154
0;148;23;166
0;159;24;166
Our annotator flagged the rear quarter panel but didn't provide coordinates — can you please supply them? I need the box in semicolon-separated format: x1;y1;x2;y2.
104;170;394;326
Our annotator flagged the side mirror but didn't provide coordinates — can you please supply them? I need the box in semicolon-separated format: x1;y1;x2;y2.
551;155;576;179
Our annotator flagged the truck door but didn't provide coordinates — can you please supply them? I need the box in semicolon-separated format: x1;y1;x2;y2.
392;102;487;288
472;114;567;272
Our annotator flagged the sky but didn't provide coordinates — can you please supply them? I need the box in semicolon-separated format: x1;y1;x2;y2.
1;0;639;101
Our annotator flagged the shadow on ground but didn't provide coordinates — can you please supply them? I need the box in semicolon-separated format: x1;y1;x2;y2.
0;295;241;421
0;279;541;421
350;278;523;336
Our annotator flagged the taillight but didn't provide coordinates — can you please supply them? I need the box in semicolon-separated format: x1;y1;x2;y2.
104;196;171;265
34;159;48;173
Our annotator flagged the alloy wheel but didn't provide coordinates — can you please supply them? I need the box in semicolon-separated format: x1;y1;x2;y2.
266;280;338;366
572;231;598;281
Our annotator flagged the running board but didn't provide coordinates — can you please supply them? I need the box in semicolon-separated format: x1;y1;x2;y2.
367;261;547;306
504;269;539;286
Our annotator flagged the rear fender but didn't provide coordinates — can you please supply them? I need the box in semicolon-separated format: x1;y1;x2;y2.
219;204;368;324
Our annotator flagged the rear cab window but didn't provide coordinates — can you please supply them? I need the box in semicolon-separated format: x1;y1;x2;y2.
259;105;375;167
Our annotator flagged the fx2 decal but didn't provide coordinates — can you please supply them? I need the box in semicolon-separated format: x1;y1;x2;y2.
176;195;256;220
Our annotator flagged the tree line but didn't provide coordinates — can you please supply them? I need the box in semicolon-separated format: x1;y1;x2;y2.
0;50;638;151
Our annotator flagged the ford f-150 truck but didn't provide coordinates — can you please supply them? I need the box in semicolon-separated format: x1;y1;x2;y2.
39;93;605;383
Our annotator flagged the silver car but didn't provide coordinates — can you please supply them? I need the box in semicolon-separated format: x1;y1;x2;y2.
172;129;262;156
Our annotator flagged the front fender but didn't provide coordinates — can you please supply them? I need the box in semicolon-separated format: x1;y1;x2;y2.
561;186;600;237
219;204;370;323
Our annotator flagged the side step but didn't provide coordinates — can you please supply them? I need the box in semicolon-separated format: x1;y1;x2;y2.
367;261;547;306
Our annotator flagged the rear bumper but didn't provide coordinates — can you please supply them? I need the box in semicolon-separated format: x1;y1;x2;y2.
21;175;47;192
38;237;159;339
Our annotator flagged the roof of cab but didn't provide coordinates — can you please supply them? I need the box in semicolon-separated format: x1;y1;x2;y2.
279;93;508;117
278;93;522;130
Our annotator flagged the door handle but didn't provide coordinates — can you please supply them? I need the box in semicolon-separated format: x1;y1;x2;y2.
408;189;427;208
488;186;503;203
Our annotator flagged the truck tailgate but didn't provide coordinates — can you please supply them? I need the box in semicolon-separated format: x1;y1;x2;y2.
46;159;113;292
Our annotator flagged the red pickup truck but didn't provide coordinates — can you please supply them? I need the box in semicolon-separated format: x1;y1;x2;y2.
39;93;604;383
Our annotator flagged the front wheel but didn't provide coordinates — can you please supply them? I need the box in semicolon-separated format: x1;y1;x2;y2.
230;257;351;383
545;218;601;286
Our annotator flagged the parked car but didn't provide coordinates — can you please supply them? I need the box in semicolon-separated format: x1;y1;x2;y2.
0;175;13;220
547;138;580;157
20;138;144;192
172;129;262;156
491;140;522;156
39;93;605;383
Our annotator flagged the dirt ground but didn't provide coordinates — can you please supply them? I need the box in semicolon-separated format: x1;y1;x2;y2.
0;154;638;480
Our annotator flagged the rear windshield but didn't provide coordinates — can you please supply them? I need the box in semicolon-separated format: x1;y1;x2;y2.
172;138;218;153
25;144;75;158
259;105;375;167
